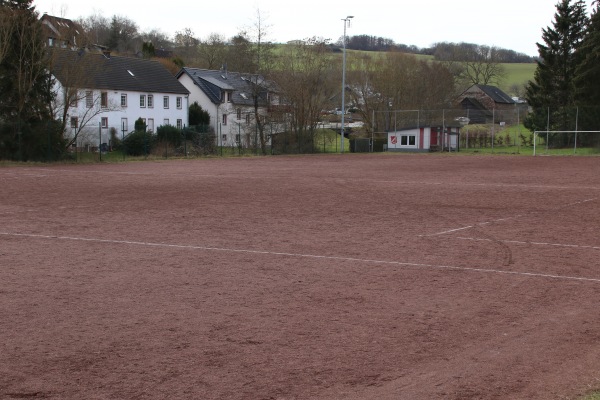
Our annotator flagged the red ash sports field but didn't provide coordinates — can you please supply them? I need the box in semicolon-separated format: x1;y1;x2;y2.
1;154;600;399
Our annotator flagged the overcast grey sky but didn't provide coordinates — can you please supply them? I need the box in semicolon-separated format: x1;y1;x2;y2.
34;0;596;56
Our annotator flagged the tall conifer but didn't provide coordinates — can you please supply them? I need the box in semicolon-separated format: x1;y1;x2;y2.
524;0;588;141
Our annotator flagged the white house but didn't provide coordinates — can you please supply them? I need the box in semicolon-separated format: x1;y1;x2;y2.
177;67;279;148
51;49;189;149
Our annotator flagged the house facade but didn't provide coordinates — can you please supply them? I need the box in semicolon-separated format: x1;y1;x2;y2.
177;67;277;148
51;50;189;149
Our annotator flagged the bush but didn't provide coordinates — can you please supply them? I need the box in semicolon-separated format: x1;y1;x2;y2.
123;129;156;156
0;119;66;161
156;124;182;147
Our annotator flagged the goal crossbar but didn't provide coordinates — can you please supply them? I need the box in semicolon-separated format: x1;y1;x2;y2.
533;131;600;156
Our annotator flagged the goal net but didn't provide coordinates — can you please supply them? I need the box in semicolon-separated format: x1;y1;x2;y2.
533;131;600;155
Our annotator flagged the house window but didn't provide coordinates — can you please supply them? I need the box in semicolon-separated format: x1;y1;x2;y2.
101;117;108;128
85;91;93;108
121;94;127;107
147;118;154;132
69;92;77;108
222;134;227;142
222;114;227;125
176;119;182;129
237;108;241;120
393;134;417;147
246;113;251;124
70;117;78;128
121;118;128;131
235;133;240;143
176;97;182;109
226;92;231;102
163;119;169;126
163;96;169;109
147;95;153;108
140;95;146;108
399;135;416;146
101;91;108;108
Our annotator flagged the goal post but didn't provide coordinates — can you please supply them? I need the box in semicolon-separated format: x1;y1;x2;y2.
533;131;600;156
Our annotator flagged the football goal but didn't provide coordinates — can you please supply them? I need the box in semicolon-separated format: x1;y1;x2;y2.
533;131;600;156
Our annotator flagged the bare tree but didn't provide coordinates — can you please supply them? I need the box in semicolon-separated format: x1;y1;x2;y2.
347;51;456;135
49;50;118;148
77;12;110;46
0;6;15;64
237;8;277;155
462;45;506;86
198;32;227;69
12;9;50;121
173;27;199;63
274;37;337;151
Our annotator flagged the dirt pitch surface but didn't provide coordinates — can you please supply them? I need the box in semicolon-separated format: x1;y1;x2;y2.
1;154;600;400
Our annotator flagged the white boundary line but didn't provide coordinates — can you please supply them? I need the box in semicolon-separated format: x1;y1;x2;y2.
423;197;597;237
456;236;600;251
1;231;599;284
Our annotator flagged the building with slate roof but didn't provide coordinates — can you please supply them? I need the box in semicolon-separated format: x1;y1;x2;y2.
456;84;519;124
50;49;189;149
177;67;280;148
41;14;85;50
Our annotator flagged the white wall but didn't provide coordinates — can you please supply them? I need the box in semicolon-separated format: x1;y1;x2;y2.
178;73;271;148
54;80;188;147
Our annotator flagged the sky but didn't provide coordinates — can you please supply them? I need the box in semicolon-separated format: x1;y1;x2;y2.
33;0;596;57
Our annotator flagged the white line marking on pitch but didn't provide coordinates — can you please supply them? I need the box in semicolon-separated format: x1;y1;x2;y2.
1;231;599;284
456;237;600;251
423;197;597;237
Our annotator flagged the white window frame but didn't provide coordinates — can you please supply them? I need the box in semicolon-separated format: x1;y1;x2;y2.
140;94;146;108
101;117;108;129
176;96;182;109
163;96;169;109
85;91;93;108
121;94;127;107
147;94;154;108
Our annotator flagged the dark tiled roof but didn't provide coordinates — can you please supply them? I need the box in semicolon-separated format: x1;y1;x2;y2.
41;14;84;39
475;85;515;104
177;67;268;106
50;50;189;95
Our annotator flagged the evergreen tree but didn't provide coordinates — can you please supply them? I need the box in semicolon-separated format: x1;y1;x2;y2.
524;0;588;144
0;0;60;160
574;2;600;134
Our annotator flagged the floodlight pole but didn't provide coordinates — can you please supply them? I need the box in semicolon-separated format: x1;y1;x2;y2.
340;15;353;154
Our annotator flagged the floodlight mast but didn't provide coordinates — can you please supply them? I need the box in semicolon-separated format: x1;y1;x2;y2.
340;15;353;154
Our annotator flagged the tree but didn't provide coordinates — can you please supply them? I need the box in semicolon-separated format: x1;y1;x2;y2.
189;101;210;126
574;1;600;132
233;9;277;155
434;42;506;87
525;0;588;137
274;38;337;153
347;51;455;136
0;0;59;160
173;27;199;63
77;12;110;46
198;33;227;69
107;15;139;54
49;50;120;148
0;6;15;64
